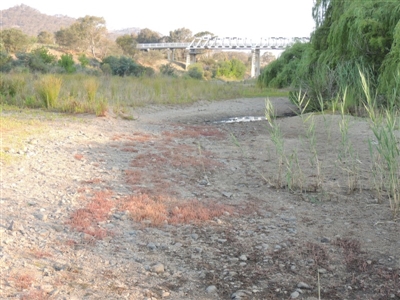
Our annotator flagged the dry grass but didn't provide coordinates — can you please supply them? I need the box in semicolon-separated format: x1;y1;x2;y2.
29;248;53;259
9;272;35;290
162;125;226;139
20;289;49;300
111;132;155;142
120;194;234;227
67;190;114;239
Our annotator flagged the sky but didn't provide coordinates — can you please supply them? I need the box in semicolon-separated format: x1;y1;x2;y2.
0;0;315;39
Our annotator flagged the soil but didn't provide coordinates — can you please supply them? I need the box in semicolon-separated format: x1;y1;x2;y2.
1;97;399;300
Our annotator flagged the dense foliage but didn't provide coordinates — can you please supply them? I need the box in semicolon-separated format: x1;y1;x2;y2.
101;56;154;77
258;0;400;108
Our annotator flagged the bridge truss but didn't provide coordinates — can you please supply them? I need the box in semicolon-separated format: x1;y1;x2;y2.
137;36;310;77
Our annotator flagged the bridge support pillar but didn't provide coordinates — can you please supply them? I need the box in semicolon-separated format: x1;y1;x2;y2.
251;49;261;78
167;49;175;61
185;50;197;70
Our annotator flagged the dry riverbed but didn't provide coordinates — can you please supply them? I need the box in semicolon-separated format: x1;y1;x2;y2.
1;97;399;299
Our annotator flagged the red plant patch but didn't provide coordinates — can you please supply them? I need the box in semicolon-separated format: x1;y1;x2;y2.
9;272;35;290
121;193;167;226
67;190;115;239
111;132;155;142
120;194;234;227
81;178;103;184
125;169;143;185
163;125;226;139
168;199;234;225
29;248;52;259
20;289;49;300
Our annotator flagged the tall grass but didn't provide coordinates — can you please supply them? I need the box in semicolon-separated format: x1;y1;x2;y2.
361;70;400;216
1;74;288;114
35;75;62;108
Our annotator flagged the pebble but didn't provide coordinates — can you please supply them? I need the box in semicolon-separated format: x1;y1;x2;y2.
291;291;300;298
151;263;165;274
147;242;157;250
206;285;217;293
297;282;311;289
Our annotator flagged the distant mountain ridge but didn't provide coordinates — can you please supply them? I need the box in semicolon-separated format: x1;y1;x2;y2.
0;4;76;36
0;4;141;38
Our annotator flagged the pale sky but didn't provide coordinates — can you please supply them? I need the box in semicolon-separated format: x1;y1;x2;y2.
0;0;315;38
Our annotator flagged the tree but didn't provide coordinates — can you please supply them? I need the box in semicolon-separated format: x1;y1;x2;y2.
258;0;400;108
216;58;246;79
194;31;214;38
168;27;192;42
55;26;80;49
76;16;107;58
0;28;31;53
55;16;108;58
261;52;276;66
137;28;160;43
116;34;137;57
37;31;54;44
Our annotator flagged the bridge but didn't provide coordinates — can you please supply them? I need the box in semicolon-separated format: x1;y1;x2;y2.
137;36;309;77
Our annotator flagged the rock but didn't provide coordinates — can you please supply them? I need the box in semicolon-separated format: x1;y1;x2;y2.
51;224;64;232
222;192;233;198
291;291;300;298
318;268;327;274
239;255;247;261
191;233;199;240
320;237;330;243
231;290;252;299
34;213;47;221
297;282;311;289
7;220;24;232
147;242;157;250
206;285;217;293
151;263;165;274
162;291;170;297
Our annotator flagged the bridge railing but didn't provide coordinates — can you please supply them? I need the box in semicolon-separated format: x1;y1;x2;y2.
137;42;190;49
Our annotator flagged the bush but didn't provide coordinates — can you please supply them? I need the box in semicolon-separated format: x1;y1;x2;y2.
58;54;76;73
187;63;204;79
216;58;246;79
160;63;176;76
0;51;13;72
101;56;148;77
78;54;90;67
13;48;57;73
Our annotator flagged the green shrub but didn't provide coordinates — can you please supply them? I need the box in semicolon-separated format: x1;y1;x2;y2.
78;54;90;67
58;54;76;73
187;63;204;79
216;58;246;79
0;51;13;72
102;56;146;77
160;63;176;76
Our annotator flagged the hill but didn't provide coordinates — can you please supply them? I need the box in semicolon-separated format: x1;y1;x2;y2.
0;4;75;36
108;27;141;41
